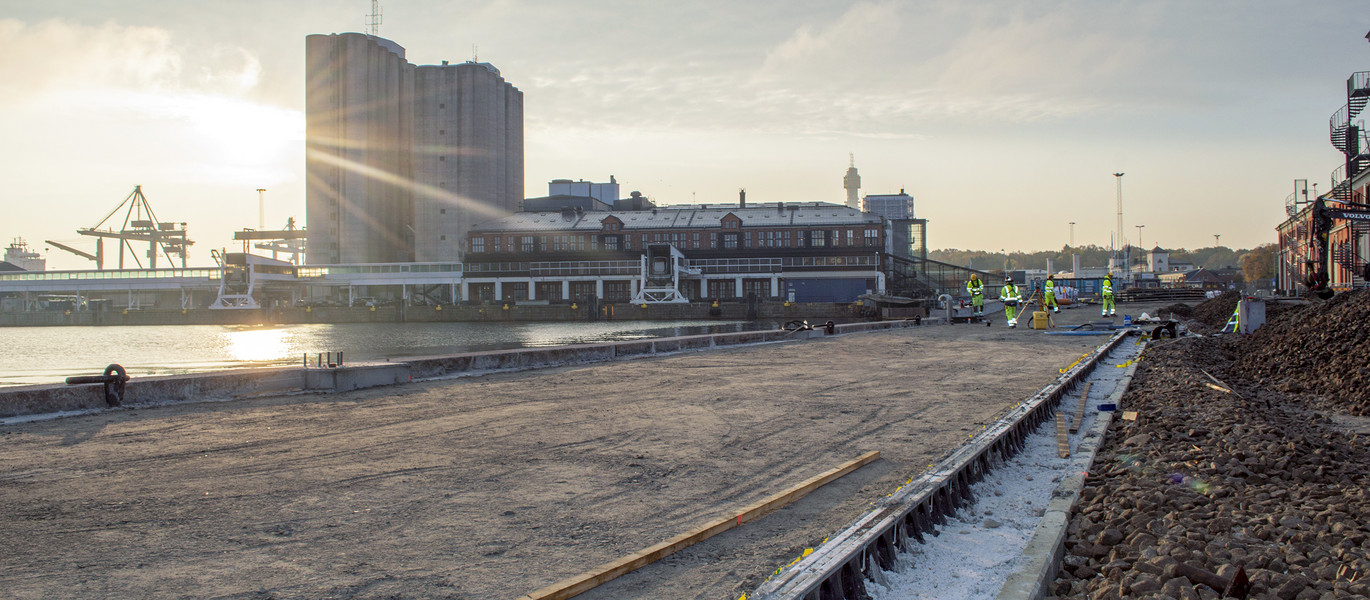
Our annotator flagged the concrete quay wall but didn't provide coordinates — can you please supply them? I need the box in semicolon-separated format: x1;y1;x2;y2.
0;302;879;328
0;319;917;419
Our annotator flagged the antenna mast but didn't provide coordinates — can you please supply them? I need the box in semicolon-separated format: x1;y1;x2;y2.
366;0;383;36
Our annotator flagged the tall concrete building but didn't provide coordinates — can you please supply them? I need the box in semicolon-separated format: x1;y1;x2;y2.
412;60;524;262
863;190;915;219
305;33;523;265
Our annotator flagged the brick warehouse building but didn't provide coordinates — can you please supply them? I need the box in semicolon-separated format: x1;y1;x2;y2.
1278;62;1370;294
462;200;906;303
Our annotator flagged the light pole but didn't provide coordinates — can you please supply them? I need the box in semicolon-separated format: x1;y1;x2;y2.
1068;221;1075;247
1113;173;1125;280
1135;225;1145;276
1214;234;1221;248
256;188;267;230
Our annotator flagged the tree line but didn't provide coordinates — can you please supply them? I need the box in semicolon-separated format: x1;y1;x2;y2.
928;244;1278;283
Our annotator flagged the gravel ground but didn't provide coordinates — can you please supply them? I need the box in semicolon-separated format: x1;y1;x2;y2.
1049;292;1370;600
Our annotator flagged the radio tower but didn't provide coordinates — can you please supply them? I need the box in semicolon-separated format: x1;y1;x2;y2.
366;0;383;36
843;154;861;210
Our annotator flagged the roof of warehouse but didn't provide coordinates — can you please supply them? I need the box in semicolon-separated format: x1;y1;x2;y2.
471;202;881;233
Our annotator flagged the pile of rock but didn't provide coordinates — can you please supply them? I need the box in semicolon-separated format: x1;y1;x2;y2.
1050;334;1370;599
1228;289;1370;414
1188;292;1241;333
1157;303;1196;320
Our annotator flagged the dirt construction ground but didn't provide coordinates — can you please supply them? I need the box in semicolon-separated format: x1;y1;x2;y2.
0;304;1165;600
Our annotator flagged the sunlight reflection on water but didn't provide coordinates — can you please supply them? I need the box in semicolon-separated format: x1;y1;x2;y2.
0;320;772;387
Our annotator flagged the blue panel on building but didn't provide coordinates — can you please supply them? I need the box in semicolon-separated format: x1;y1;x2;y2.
785;278;872;302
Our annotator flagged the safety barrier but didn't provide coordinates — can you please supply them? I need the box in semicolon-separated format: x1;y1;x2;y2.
747;330;1131;600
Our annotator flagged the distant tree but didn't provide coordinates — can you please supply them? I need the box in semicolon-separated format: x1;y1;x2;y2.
929;244;1258;275
1241;243;1277;287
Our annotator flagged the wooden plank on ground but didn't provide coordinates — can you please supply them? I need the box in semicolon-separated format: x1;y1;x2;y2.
1069;382;1092;433
516;450;882;600
1055;410;1070;458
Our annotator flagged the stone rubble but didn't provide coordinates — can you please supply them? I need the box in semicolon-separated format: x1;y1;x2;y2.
1050;291;1370;599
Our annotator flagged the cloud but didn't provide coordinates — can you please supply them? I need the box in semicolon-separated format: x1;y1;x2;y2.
0;18;264;105
0;18;182;101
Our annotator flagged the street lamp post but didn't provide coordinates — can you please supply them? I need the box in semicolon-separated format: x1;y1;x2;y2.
1135;225;1145;273
1214;234;1221;248
1113;173;1125;280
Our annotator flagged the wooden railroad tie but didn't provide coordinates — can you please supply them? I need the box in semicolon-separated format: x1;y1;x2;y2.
1069;382;1092;434
517;450;881;600
1055;410;1070;458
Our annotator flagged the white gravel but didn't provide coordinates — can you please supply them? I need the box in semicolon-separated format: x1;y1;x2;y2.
869;343;1134;600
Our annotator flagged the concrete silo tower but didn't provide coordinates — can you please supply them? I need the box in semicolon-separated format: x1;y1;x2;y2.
843;154;861;209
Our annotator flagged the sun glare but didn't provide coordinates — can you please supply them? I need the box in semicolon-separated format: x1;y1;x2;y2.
185;95;303;165
225;327;293;363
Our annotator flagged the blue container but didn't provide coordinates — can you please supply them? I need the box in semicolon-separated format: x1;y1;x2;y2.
1098;403;1117;412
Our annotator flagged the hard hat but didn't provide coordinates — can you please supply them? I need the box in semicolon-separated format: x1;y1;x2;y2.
970;274;979;280
1048;274;1055;280
1104;273;1112;279
1004;276;1013;284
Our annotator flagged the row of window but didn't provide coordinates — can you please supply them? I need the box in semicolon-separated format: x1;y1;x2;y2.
470;229;881;254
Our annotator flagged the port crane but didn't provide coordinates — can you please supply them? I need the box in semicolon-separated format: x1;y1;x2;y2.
47;186;193;270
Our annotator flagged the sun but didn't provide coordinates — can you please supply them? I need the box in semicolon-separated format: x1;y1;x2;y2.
184;95;303;174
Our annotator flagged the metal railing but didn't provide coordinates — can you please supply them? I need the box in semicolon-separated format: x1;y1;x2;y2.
0;268;220;282
528;260;640;277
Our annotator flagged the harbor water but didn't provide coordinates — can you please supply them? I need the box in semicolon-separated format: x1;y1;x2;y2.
0;320;772;388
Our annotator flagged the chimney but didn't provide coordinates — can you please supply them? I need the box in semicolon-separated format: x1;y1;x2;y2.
739;188;746;208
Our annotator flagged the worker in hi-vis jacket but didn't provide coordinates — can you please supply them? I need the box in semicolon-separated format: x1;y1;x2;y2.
1044;274;1059;313
966;273;984;316
1101;273;1116;317
1001;276;1021;328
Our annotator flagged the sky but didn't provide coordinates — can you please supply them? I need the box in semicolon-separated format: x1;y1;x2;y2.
1;1;1366;270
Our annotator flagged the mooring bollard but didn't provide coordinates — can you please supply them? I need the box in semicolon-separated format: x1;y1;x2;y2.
824;320;836;335
65;364;130;407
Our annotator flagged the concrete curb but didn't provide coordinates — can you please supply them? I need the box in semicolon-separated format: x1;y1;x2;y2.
996;340;1146;600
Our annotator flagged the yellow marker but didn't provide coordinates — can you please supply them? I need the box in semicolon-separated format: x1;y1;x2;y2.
571;303;578;310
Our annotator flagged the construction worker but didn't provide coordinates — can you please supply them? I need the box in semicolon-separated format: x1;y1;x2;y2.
1001;276;1021;328
966;273;984;316
1044;274;1059;313
1101;273;1116;317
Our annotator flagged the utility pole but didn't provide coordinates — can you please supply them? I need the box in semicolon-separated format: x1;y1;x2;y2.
256;188;266;230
